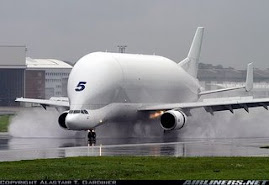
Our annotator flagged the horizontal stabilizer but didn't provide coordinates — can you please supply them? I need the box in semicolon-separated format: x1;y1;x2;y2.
199;62;254;96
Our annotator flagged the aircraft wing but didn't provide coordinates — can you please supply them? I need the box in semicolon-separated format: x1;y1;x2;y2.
15;97;69;108
138;97;269;115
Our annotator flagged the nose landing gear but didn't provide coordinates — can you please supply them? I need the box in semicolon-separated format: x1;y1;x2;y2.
88;129;96;145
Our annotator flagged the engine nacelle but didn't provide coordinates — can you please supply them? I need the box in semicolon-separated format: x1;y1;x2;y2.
58;111;69;129
160;110;187;130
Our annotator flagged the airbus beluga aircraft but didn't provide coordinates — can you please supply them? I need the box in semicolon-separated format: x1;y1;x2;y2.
16;27;269;140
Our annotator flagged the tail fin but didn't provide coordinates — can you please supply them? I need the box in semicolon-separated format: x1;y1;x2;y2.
179;27;204;78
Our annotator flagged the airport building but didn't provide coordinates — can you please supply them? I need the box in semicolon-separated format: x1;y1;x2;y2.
0;46;26;106
0;46;72;107
26;58;72;99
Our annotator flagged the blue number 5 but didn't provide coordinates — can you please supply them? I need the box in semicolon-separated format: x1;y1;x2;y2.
75;81;87;91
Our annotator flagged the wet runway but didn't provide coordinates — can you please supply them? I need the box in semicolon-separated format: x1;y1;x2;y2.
1;133;269;161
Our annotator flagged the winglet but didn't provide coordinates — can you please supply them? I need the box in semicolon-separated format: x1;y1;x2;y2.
245;62;253;92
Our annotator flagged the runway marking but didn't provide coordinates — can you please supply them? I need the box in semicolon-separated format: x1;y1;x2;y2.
74;140;211;150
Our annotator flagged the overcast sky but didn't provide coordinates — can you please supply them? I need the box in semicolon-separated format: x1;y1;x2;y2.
0;0;268;69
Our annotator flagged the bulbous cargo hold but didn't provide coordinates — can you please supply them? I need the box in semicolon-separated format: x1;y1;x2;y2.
67;52;200;111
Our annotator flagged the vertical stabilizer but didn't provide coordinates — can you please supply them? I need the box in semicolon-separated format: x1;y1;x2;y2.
179;27;204;78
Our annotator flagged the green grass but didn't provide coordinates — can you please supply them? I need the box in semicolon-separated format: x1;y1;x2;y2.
0;156;269;179
0;115;11;132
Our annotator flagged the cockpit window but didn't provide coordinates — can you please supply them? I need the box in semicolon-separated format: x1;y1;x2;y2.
81;110;89;114
69;110;89;114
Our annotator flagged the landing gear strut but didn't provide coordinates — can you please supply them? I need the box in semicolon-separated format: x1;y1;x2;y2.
88;129;96;145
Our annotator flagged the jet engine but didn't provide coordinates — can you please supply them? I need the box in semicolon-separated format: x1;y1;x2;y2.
58;111;69;129
160;110;187;130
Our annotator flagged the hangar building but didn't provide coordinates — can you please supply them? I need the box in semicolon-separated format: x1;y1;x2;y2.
0;46;72;107
26;58;72;99
0;46;26;106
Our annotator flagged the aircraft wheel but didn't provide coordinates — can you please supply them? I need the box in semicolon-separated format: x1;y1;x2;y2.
88;130;96;141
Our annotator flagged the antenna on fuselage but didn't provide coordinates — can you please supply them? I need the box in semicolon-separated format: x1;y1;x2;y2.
117;45;127;53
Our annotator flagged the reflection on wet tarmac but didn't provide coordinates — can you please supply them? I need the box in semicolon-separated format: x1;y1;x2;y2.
3;135;183;150
1;133;269;161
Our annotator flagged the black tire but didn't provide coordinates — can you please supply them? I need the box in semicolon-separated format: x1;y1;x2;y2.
88;132;92;139
88;131;96;141
92;132;96;139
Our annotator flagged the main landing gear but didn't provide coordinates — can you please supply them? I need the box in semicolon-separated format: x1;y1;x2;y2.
88;129;96;145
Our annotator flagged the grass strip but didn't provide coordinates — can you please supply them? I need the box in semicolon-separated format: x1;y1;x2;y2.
0;156;269;180
0;115;10;132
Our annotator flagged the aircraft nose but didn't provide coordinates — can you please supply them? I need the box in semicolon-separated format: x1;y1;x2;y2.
65;113;79;129
65;109;99;130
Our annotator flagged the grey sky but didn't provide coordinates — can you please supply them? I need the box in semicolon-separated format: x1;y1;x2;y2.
0;0;268;69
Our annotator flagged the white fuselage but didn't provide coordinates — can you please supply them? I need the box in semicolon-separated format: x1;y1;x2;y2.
68;52;200;109
65;52;201;130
